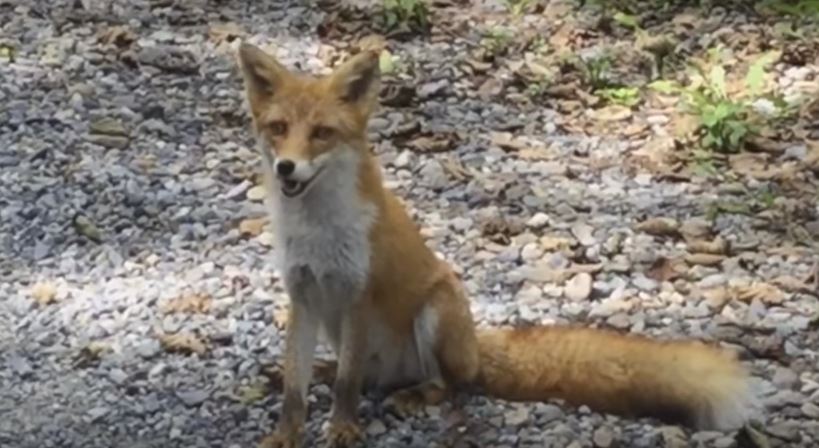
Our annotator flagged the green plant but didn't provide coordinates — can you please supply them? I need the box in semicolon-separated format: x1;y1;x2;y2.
649;48;784;154
758;0;819;17
382;0;430;32
597;86;641;107
505;0;538;15
580;53;612;90
481;27;513;57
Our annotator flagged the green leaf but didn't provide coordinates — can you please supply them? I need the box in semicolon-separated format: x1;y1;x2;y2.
378;50;396;74
648;80;679;94
709;65;726;99
745;51;779;96
613;12;640;30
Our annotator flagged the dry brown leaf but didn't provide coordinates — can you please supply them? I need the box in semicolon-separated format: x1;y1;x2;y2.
587;105;632;122
517;147;556;161
770;275;814;295
539;235;575;251
408;135;453;153
734;282;786;305
646;257;684;282
159;333;208;356
702;287;732;308
356;34;387;53
239;217;268;238
684;253;726;267
208;23;245;45
98;25;137;48
272;307;289;330
30;282;58;306
687;237;729;255
635;217;680;237
72;341;112;368
162;293;212;315
489;132;528;151
440;156;472;181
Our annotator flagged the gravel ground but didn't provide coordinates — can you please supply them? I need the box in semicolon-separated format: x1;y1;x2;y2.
2;1;818;447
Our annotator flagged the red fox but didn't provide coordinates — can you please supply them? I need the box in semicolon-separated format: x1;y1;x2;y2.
236;42;757;448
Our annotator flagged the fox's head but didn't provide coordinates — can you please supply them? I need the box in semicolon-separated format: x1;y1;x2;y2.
237;43;381;199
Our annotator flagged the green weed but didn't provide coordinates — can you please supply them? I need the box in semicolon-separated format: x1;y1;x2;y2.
382;0;430;33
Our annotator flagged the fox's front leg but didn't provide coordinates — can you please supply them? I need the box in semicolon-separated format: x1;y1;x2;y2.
325;303;368;448
260;301;318;448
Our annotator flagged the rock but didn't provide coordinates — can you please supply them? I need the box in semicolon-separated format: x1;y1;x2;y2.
772;367;799;389
801;402;819;419
136;339;161;359
9;355;33;377
504;405;530;426
366;420;387;436
87;134;130;149
109;368;128;385
564;273;593;301
526;213;550;229
176;389;210;407
593;427;615;447
246;185;267;201
571;223;597;246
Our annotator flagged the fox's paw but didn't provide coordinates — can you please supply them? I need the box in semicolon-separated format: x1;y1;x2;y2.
384;388;427;418
259;427;303;448
324;421;363;448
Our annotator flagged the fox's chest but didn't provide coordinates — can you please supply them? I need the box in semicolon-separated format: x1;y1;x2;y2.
272;187;377;310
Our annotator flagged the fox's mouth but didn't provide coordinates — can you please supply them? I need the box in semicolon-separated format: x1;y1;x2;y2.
279;167;324;198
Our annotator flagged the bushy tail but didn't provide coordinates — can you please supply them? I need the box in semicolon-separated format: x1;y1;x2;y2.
475;326;757;430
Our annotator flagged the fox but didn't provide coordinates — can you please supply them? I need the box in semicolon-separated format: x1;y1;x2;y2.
236;42;758;448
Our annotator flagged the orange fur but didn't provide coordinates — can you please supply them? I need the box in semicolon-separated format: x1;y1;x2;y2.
476;326;754;429
238;43;756;448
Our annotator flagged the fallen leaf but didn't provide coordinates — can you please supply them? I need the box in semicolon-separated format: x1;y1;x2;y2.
646;257;684;282
687;237;729;255
272;306;289;330
357;34;387;53
489;132;528;151
770;275;814;295
162;293;212;314
239;217;268;238
30;282;58;306
408;134;454;153
208;23;245;45
440;156;472;181
539;235;575;251
734;282;786;305
635;217;680;237
684;253;726;266
98;25;137;48
72;341;112;369
236;381;271;404
587;105;632;122
159;333;208;356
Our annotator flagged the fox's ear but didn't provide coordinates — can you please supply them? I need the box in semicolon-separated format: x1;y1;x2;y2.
330;50;381;110
237;43;289;116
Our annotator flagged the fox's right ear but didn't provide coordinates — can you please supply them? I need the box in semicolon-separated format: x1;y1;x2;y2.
237;43;289;117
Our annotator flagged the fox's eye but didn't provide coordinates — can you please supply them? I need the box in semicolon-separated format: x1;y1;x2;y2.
311;126;334;140
269;121;288;136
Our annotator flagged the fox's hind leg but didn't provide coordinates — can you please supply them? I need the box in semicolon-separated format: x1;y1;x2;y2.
383;278;479;416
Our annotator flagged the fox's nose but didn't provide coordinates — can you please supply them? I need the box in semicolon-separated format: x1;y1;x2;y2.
276;159;295;177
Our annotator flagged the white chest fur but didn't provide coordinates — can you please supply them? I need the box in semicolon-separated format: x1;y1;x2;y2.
270;149;377;318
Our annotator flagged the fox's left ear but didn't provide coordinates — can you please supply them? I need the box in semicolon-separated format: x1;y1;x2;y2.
330;51;381;111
